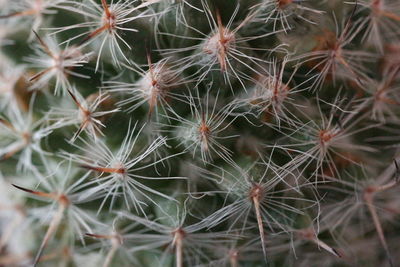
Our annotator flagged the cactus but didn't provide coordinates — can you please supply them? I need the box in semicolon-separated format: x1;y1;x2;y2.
0;0;399;266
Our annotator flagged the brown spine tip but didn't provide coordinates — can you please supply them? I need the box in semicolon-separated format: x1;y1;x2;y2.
32;30;53;57
85;233;109;239
331;248;341;258
101;0;111;17
0;9;36;19
29;68;54;82
277;0;293;9
78;24;109;46
79;164;126;174
79;165;103;174
394;159;399;182
12;184;37;194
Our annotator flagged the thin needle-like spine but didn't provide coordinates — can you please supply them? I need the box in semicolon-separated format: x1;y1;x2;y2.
33;204;66;266
251;185;267;260
363;191;393;267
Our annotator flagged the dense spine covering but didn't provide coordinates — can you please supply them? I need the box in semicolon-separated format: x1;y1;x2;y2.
0;0;399;266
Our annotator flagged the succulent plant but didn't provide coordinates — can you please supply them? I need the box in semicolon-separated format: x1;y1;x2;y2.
0;0;399;267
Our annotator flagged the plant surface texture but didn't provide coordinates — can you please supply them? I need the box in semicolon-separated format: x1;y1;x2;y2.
0;0;400;267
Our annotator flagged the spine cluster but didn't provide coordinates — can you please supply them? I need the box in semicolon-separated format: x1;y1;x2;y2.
0;0;399;266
